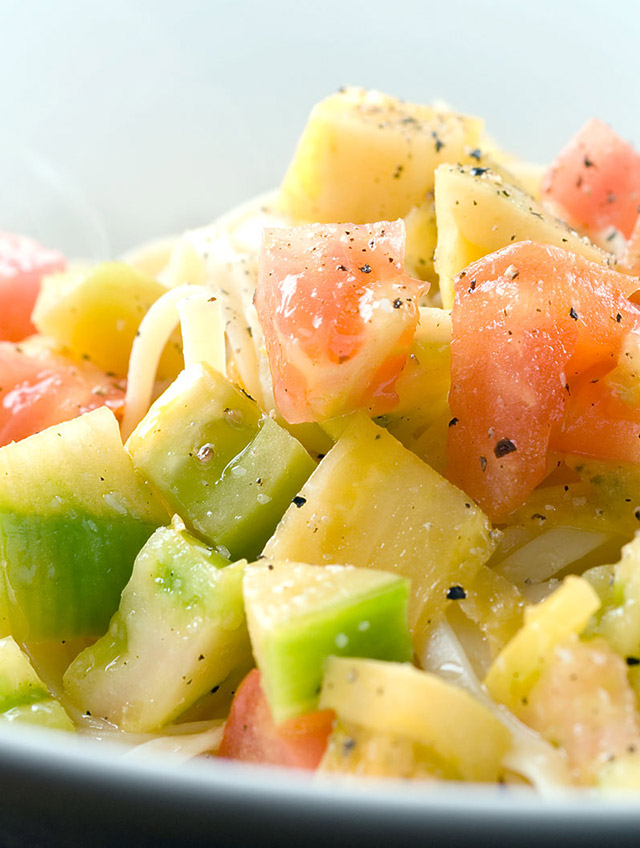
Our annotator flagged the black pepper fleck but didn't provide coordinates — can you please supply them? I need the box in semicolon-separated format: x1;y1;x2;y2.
494;437;517;458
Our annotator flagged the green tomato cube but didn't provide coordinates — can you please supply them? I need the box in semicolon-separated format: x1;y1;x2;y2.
244;559;412;723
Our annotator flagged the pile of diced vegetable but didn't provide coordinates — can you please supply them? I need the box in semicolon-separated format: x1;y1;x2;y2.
2;87;640;790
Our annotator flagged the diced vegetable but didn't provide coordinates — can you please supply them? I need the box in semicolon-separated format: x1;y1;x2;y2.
599;754;640;791
0;233;66;342
127;363;316;560
457;565;526;659
520;637;640;783
243;560;412;723
0;340;124;448
255;221;426;423
447;240;640;520
585;533;640;661
264;414;495;636
0;636;73;730
374;306;451;474
434;164;609;309
0;407;166;640
32;262;183;378
320;719;443;779
63;523;251;732
219;669;333;770
403;194;438;286
279;86;483;223
542;119;640;242
484;576;601;714
320;657;511;782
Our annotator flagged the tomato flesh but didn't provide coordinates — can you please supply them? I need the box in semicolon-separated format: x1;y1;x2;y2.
0;233;66;342
542;119;640;241
219;669;334;770
0;342;124;447
521;638;640;782
255;221;426;423
447;241;640;520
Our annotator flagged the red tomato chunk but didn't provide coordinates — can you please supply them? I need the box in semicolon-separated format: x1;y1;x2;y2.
255;221;426;423
542;119;640;241
0;342;124;447
0;233;66;342
447;241;640;521
219;669;334;770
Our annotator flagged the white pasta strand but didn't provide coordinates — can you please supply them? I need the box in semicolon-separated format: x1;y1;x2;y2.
188;226;266;406
121;284;211;440
122;722;224;763
75;717;224;762
177;294;226;372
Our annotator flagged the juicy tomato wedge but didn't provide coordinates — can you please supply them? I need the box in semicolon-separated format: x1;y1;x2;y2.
447;241;640;521
0;233;66;342
255;220;427;423
521;638;640;782
542;119;640;242
0;341;125;447
218;669;334;770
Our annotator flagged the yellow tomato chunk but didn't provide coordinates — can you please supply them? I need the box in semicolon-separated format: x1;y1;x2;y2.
320;657;510;783
484;576;601;714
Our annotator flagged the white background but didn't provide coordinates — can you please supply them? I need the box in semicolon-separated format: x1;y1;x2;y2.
1;0;638;255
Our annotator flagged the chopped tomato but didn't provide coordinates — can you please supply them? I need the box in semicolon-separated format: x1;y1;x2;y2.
621;215;640;276
0;341;124;447
447;241;640;520
255;221;426;423
218;669;334;770
542;119;640;241
521;638;640;783
0;233;66;342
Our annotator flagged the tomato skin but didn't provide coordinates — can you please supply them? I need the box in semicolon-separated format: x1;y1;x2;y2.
0;233;66;341
551;379;640;465
0;342;124;447
219;669;334;770
447;241;640;520
542;119;640;240
255;221;426;423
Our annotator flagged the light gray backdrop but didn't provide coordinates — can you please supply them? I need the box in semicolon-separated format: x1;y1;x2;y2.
0;0;637;255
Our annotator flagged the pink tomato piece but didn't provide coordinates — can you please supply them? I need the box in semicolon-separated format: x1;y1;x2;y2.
552;378;640;465
521;638;640;783
542;119;640;241
218;670;334;770
0;233;66;341
0;341;125;447
255;221;427;423
447;241;640;521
